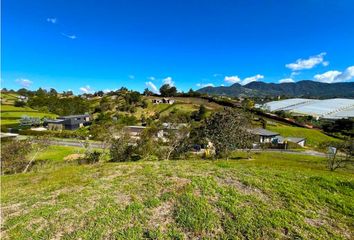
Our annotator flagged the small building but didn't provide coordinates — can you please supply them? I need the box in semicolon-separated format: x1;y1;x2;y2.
152;98;175;104
162;98;175;104
152;99;163;104
123;126;147;138
251;128;280;143
46;114;90;130
274;136;306;147
17;95;28;102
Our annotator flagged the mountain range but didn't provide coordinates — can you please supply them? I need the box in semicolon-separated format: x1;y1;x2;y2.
197;80;354;98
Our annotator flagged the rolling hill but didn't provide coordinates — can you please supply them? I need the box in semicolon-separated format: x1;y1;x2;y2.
197;80;354;98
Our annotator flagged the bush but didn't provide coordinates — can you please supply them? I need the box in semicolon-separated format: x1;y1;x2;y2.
78;151;101;164
1;139;32;174
110;133;132;162
14;100;26;107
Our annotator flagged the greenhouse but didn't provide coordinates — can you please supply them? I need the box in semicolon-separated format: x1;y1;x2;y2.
260;98;354;119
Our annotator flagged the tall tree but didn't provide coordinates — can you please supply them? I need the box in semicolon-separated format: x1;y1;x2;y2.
159;84;177;97
199;108;255;158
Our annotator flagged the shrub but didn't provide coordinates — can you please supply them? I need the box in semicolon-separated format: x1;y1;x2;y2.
1;139;32;174
109;133;132;162
14;100;26;107
78;151;101;164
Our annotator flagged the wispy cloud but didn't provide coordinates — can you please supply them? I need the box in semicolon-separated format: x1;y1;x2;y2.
16;78;33;88
148;76;156;81
224;74;264;85
224;76;241;84
163;77;174;86
46;18;57;24
213;73;223;77
128;75;135;80
286;52;328;71
241;74;264;85
314;66;354;83
61;32;77;39
79;85;92;93
196;83;214;88
145;81;159;94
279;78;295;83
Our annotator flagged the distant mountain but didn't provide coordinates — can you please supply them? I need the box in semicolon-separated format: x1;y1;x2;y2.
197;80;354;98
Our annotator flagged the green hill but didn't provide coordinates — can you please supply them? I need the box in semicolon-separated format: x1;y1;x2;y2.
0;97;57;131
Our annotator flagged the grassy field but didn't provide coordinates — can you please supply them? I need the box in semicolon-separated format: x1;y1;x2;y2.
1;150;353;239
267;124;340;148
0;104;57;130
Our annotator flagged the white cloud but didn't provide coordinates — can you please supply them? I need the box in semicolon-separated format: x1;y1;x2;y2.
286;52;328;71
163;77;174;86
337;66;354;81
16;78;33;88
145;81;159;94
46;18;57;24
79;85;92;93
224;74;264;85
279;78;295;83
241;74;264;85
61;32;77;39
314;70;341;83
148;76;156;81
224;76;241;84
196;83;214;88
128;75;135;80
314;66;354;83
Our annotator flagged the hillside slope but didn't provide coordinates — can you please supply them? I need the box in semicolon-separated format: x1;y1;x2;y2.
197;80;354;98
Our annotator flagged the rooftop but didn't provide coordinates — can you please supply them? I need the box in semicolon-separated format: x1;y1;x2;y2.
58;114;90;119
251;128;279;136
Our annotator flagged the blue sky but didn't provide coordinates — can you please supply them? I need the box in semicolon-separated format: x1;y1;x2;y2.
2;0;354;94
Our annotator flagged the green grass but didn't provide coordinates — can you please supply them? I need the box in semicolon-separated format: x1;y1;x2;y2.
0;104;57;129
267;124;340;148
1;151;353;239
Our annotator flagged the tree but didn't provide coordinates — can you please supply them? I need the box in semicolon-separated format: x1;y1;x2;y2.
321;139;354;171
90;122;122;160
199;108;255;158
260;118;267;129
159;84;177;97
192;104;207;121
143;88;153;96
162;124;190;160
20;116;41;126
14;100;26;107
49;88;58;96
110;131;133;162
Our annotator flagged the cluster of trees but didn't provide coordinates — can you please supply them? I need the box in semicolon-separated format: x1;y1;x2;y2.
28;92;90;116
106;108;255;162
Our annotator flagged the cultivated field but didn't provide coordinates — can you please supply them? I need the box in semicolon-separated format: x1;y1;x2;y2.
0;104;57;130
1;150;353;239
